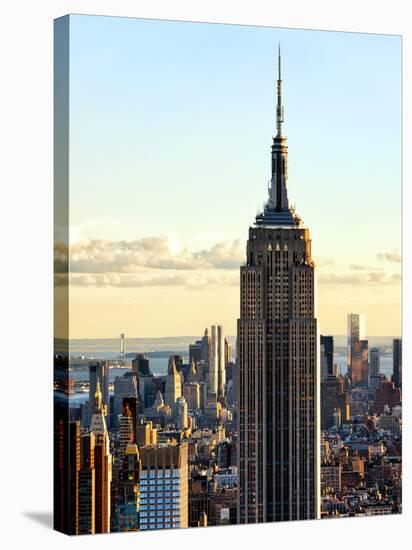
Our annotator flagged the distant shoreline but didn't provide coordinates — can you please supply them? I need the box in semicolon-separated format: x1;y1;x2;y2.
57;334;400;354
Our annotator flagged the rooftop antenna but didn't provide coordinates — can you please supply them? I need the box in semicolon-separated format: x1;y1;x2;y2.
276;43;284;137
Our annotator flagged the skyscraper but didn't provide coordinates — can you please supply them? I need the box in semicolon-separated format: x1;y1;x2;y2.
224;338;232;365
237;49;319;523
132;353;151;376
351;340;369;388
54;417;81;535
320;335;334;376
112;374;138;427
393;338;402;389
89;361;109;418
320;375;350;430
114;444;141;532
119;404;135;462
79;432;96;534
187;359;198;383
209;325;218;394
165;357;182;412
90;380;113;533
217;325;226;396
139;443;189;530
189;339;203;364
320;344;328;382
183;381;201;410
347;313;365;352
347;314;369;387
201;328;210;365
369;347;381;391
176;396;189;430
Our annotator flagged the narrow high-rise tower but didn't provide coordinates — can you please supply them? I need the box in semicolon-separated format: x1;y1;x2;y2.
165;357;182;412
369;347;381;391
347;313;368;387
237;47;320;523
89;361;109;420
393;338;402;389
217;325;226;396
209;325;219;394
89;379;113;533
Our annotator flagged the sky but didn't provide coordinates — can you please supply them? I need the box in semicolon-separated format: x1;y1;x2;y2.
61;14;402;339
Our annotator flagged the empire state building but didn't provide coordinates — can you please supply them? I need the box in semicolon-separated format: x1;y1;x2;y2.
237;49;320;523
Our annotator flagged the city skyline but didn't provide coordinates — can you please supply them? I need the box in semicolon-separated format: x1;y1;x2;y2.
58;15;402;339
54;15;402;534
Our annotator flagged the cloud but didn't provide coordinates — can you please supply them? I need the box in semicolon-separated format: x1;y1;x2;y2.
56;236;401;290
194;239;244;269
54;235;243;288
377;250;401;263
55;271;239;290
349;264;383;271
319;272;401;286
55;236;243;275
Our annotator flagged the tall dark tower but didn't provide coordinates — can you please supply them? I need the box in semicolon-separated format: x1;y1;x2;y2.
237;47;320;524
393;338;402;389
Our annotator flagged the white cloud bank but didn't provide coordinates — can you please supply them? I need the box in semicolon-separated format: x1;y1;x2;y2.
54;236;244;289
55;236;400;289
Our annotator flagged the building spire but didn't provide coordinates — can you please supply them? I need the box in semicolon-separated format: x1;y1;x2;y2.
278;43;281;79
276;43;284;138
254;45;301;227
94;377;102;411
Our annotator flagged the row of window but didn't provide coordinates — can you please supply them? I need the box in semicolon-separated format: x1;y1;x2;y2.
140;516;180;522
140;471;180;479
140;509;181;517
140;478;180;486
140;498;180;510
140;498;180;507
140;509;181;518
140;491;180;500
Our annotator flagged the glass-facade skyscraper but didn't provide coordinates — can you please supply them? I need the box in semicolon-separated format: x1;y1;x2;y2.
138;444;188;530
